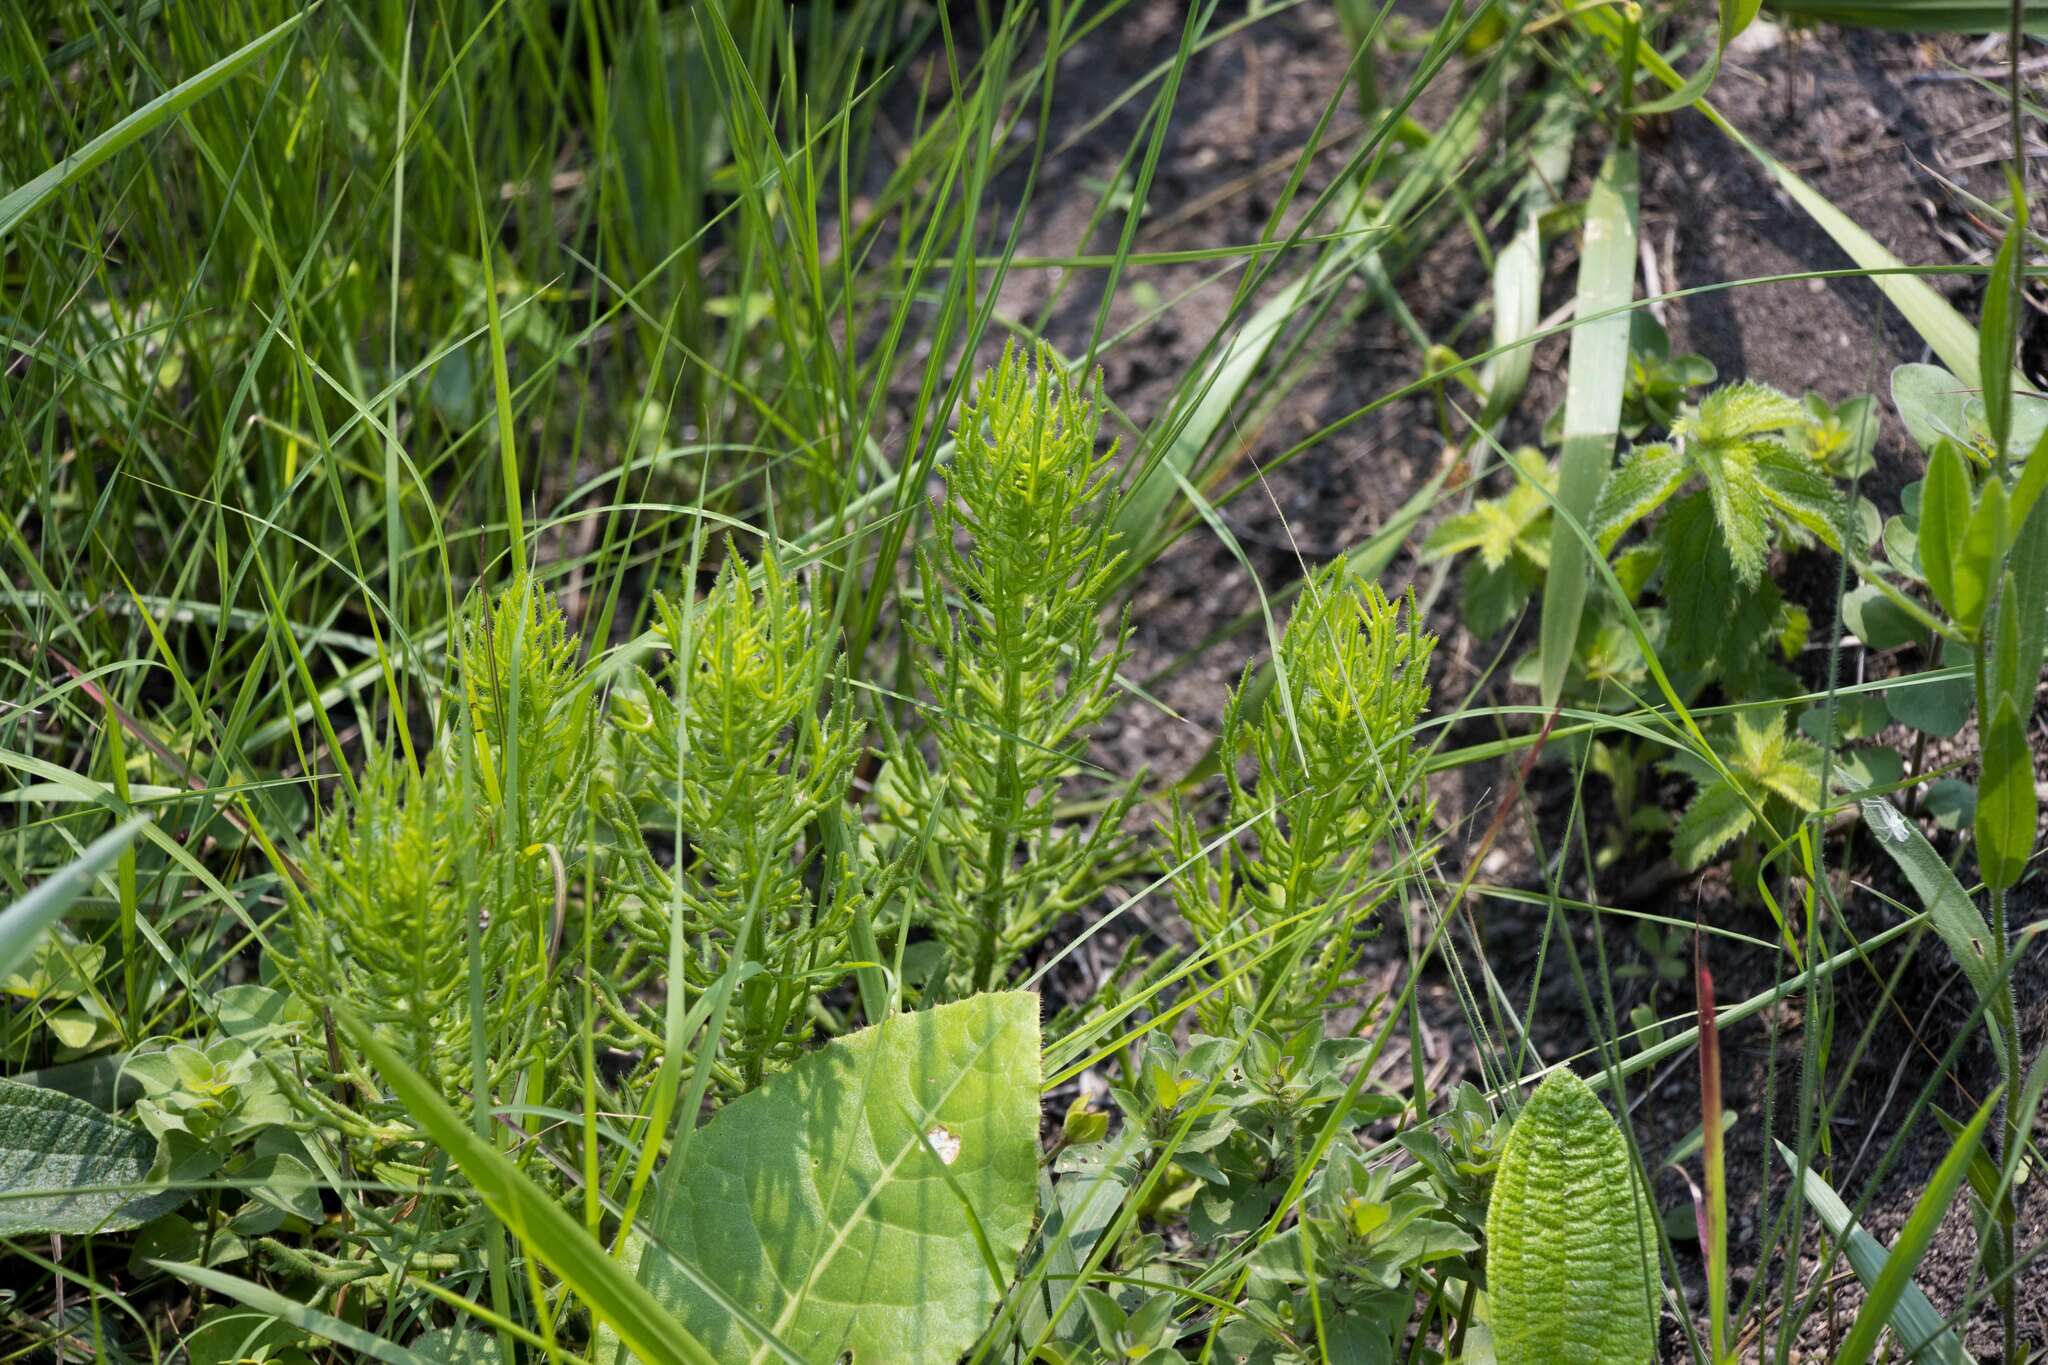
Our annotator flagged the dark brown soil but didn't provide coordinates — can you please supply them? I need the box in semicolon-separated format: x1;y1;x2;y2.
939;4;2048;1359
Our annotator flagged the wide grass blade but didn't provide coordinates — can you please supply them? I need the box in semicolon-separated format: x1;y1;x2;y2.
1762;0;2048;32
1855;797;2007;1070
1539;143;1637;707
150;1261;435;1365
1773;1146;1975;1364
0;816;150;979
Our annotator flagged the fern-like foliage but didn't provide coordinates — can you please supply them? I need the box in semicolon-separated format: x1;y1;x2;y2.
1594;381;1845;581
299;749;490;1092
458;576;598;850
1167;562;1435;1032
611;547;865;1078
891;342;1135;994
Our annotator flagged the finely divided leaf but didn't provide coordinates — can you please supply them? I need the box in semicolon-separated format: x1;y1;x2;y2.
637;993;1042;1365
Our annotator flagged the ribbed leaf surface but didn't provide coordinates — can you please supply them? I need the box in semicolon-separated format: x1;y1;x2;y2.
1486;1069;1658;1365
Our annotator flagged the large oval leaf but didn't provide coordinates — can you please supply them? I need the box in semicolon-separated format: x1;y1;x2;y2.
1485;1068;1659;1365
636;992;1041;1364
0;1076;180;1235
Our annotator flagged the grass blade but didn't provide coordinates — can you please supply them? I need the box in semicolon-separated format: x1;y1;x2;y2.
1856;797;2006;1070
1539;143;1637;707
0;816;150;980
149;1261;435;1365
0;7;310;239
1773;1144;1975;1364
335;1011;720;1365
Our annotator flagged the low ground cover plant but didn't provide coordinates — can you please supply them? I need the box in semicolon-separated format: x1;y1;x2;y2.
3;2;2045;1362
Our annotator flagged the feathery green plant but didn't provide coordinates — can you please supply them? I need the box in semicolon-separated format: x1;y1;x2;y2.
610;548;865;1081
892;342;1135;995
1167;562;1435;1032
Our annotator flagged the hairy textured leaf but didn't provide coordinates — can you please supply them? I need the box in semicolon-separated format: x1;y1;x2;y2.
637;993;1041;1364
0;1077;179;1235
1592;442;1688;552
1857;798;2006;1072
1486;1069;1658;1365
1673;781;1755;871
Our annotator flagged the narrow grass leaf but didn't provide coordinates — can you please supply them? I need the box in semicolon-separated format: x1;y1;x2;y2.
1856;797;2006;1070
334;1012;718;1365
151;1260;435;1365
1831;1086;1999;1365
0;8;311;239
0;817;150;980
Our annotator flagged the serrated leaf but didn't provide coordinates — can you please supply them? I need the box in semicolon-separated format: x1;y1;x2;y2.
637;993;1041;1365
1592;443;1689;552
1673;780;1756;870
1485;1069;1658;1365
1754;443;1846;552
0;1076;180;1235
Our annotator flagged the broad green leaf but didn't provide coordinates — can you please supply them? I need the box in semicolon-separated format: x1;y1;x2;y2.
1856;798;2006;1072
0;816;149;980
1774;1143;1974;1364
0;1077;180;1235
1541;144;1637;707
637;992;1041;1365
1836;1089;2000;1365
1918;442;1970;622
334;1012;719;1365
1976;696;2036;891
1485;1069;1658;1365
0;9;311;239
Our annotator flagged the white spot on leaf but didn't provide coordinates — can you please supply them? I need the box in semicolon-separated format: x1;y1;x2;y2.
924;1124;961;1166
1864;798;1911;844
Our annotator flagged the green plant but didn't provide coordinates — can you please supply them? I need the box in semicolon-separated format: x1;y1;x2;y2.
889;342;1136;995
610;548;866;1080
1165;562;1435;1032
634;993;1042;1365
1484;1068;1659;1365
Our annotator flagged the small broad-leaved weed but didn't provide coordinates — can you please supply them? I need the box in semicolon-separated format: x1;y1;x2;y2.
1664;708;1825;875
1166;560;1435;1032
